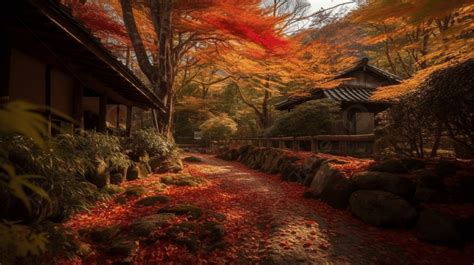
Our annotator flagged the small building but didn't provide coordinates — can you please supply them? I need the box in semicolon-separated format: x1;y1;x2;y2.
275;58;401;135
1;0;165;136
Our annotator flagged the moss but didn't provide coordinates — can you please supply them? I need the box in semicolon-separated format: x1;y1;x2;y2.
158;204;203;220
101;184;125;195
89;226;120;243
135;195;170;206
125;186;146;197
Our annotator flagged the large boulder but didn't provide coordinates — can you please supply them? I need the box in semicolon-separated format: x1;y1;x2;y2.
155;158;183;173
237;145;256;162
158;204;203;220
131;213;176;237
352;171;415;199
184;156;203;163
85;158;110;188
260;149;285;173
278;155;300;173
302;157;327;187
280;162;303;182
369;159;409;174
349;190;417;227
310;163;355;209
219;149;239;161
415;209;460;244
310;163;340;193
400;158;425;170
435;159;458;176
126;162;149;180
110;166;127;185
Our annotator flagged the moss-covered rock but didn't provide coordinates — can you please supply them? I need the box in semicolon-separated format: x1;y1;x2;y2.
184;156;203;163
126;162;150;181
135;195;170;206
369;159;408;174
85;158;110;188
106;240;139;256
131;213;176;237
158;204;203;220
125;186;147;197
110;173;125;185
101;184;125;195
160;175;201;187
89;226;121;243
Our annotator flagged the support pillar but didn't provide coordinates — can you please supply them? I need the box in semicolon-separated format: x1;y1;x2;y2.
126;106;132;137
98;94;107;132
73;81;84;134
278;140;284;149
45;65;52;136
311;137;319;153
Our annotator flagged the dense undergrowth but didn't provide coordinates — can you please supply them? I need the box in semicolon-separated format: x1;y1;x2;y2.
0;129;179;264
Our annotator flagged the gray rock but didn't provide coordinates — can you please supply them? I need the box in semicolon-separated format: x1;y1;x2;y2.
125;186;146;197
310;163;355;209
89;226;120;243
416;209;460;243
131;213;176;237
136;195;170;206
349;190;417;227
310;163;339;193
352;171;415;199
369;159;408;174
85;158;110;188
126;162;149;180
401;158;425;170
110;173;125;185
158;204;203;220
102;184;125;195
106;240;139;256
184;156;203;163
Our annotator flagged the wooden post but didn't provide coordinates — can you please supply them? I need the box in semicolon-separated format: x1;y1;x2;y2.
45;65;52;136
98;94;107;132
292;137;298;151
73;81;84;133
126;105;132;137
116;104;120;129
310;137;319;153
278;140;284;149
0;38;10;103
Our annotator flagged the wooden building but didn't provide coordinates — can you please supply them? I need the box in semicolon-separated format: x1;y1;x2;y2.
0;0;164;136
275;58;401;135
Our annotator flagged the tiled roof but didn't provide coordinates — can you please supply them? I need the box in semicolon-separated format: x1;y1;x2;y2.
274;84;388;110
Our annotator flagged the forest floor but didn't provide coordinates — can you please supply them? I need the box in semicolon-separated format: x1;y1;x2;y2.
60;154;474;264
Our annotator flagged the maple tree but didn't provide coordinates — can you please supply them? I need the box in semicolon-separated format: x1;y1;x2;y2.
348;0;474;99
66;0;290;136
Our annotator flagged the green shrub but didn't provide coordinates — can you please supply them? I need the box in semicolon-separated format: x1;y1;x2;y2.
199;114;238;141
0;132;129;222
122;129;178;160
265;99;341;137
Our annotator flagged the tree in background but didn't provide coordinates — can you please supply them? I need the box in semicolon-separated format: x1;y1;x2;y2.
200;115;238;143
265;99;341;137
67;0;290;136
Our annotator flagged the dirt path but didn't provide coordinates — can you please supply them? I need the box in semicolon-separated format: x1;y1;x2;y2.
63;154;474;264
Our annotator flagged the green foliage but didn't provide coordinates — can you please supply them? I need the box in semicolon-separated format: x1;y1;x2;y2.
0;132;129;222
265;99;341;137
123;129;178;159
0;164;49;214
199;115;238;141
0;220;48;263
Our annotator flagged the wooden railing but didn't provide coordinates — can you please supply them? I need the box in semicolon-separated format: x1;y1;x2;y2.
215;134;375;157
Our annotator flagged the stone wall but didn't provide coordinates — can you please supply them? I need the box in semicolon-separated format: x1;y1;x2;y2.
219;145;474;245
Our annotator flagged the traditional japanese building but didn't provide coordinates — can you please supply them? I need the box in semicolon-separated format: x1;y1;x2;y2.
1;0;164;136
275;58;401;135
